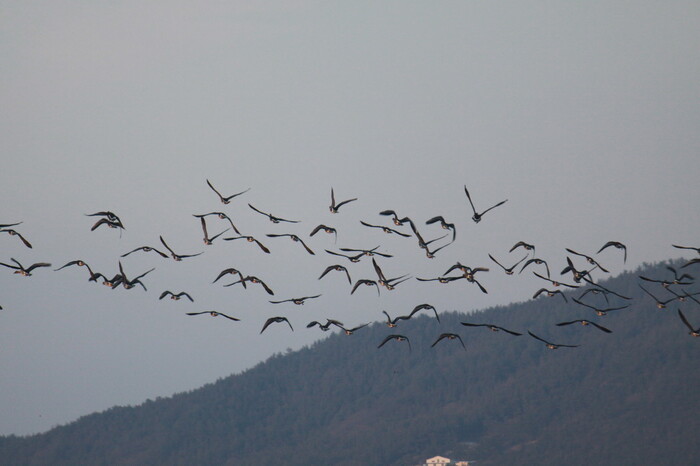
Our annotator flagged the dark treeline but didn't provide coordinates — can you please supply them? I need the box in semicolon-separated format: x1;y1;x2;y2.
1;260;699;465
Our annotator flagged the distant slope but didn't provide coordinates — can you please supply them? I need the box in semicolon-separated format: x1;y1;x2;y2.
1;260;699;465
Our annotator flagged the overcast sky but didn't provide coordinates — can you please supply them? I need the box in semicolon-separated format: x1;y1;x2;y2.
2;1;699;436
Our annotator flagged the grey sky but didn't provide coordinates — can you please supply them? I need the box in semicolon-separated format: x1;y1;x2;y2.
1;1;699;435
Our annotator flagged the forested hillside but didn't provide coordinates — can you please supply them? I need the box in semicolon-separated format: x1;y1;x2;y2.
2;260;699;465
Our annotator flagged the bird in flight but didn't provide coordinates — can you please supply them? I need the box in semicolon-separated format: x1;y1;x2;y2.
193;212;241;236
532;288;568;303
460;322;522;336
186;311;240;322
528;331;579;349
266;233;315;255
378;210;412;226
556;319;612;333
269;295;321;305
329;188;357;213
199;217;229;245
0;258;51;276
597;241;627;263
307;319;344;332
489;253;528;275
677;309;700;337
359;220;411;237
121;246;169;258
377;334;412;352
159;291;194;302
206;179;250;205
464;185;508;223
0;229;32;248
425;216;456;242
223;235;271;254
159;236;203;261
318;264;352;284
260;316;294;334
224;275;274;295
571;297;630;316
431;333;466;350
248;204;299;224
310;224;338;242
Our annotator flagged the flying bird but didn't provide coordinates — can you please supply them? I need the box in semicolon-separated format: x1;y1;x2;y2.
85;211;124;228
460;322;522;336
489;254;528;275
597;241;627;263
186;311;240;322
510;241;535;256
672;244;700;255
199;217;229;245
260;316;294;334
193;212;242;235
560;257;597;283
0;229;32;248
377;334;412;352
556;320;612;333
339;246;392;258
359;221;411;237
266;233;315;255
520;258;551;278
425;216;456;242
565;248;610;273
121;246;169;258
463;185;508;223
533;271;579;289
269;295;321;305
372;257;410;290
310;224;337;242
206;179;250;204
0;258;51;276
117;261;154;291
212;267;246;286
159;236;203;261
528;331;579;349
431;333;466;350
224;275;274;295
571;297;630;316
351;279;380;296
307;319;344;331
318;264;352;284
223;235;271;254
334;322;370;335
677;309;700;337
90;217;125;232
532;288;568;303
637;284;677;309
54;259;99;281
329;188;357;213
324;249;365;263
408;303;440;322
378;210;412;226
382;310;413;327
159;291;194;302
248;204;299;224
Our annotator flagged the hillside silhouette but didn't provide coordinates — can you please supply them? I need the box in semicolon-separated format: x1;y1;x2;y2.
1;260;699;465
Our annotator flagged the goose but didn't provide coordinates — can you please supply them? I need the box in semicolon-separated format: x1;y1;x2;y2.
159;236;203;261
0;229;32;248
318;264;352;284
309;224;337;242
159;291;194;302
248;204;299;224
556;319;612;333
329;188;357;213
0;258;51;276
266;233;315;255
359;221;411;237
677;309;700;337
121;246;169;258
206;179;250;204
186;311;240;322
464;185;507;223
565;248;609;273
425;216;456;242
193;212;241;235
224;275;274;295
528;331;579;349
460;322;522;336
597;241;627;263
532;288;568;303
571;297;630;316
378;210;411;226
223;235;271;254
269;295;321;305
377;334;411;352
489;253;528;275
260;316;294;334
199;217;229;245
431;333;466;350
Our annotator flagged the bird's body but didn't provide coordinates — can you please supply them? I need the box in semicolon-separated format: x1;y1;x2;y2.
160;291;194;302
329;188;357;213
206;179;250;204
260;316;294;334
464;186;508;223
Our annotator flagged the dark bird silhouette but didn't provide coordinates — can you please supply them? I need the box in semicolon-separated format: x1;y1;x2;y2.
309;224;337;242
248;204;299;224
425;216;456;242
665;266;694;284
212;267;246;286
324;249;365;263
307;319;344;331
444;262;489;278
464;185;508;223
408;303;440;322
199;217;229;245
677;309;700;337
571;297;630;316
223;235;271;254
382;310;413;327
580;276;632;300
416;275;464;284
329;188;357;213
55;259;99;281
0;222;22;229
351;279;380;296
407;220;448;257
532;288;568;303
556;319;612;333
372;257;410;290
565;248;610;273
260;316;294;334
359;221;411;237
318;264;352;284
378;210;411;226
86;211;124;228
266;233;315;255
121;246;169;258
560;257;597;283
0;229;32;248
639;273;693;288
533;271;579;289
0;258;51;276
489;253;528;275
431;333;466;350
333;322;370;335
224;275;274;295
159;291;194;302
193;212;242;236
597;241;627;263
510;241;535;256
377;334;411;352
269;295;321;305
460;322;522;336
672;244;700;255
159;236;203;261
520;257;551;278
638;284;677;309
339;246;392;258
90;217;125;232
186;311;240;322
206;179;250;205
528;331;579;349
117;261;154;291
682;258;700;269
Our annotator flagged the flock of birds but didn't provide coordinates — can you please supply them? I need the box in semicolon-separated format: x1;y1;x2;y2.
2;180;700;353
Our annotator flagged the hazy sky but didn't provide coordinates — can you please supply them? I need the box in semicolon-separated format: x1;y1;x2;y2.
2;1;699;436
